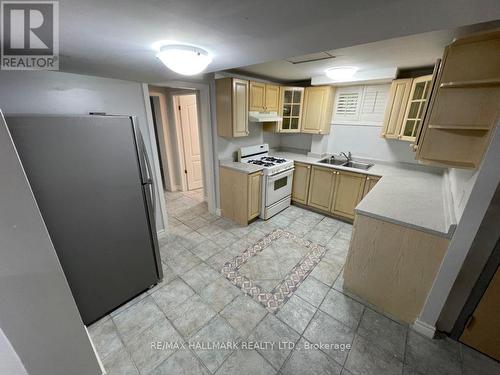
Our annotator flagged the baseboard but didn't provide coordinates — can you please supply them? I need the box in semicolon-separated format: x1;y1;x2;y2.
412;319;436;338
156;228;166;236
84;325;107;374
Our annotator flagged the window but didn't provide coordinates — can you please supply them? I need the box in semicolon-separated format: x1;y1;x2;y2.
333;84;390;125
334;86;362;122
359;85;389;122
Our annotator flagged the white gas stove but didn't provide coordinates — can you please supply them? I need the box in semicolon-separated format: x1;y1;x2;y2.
238;144;294;220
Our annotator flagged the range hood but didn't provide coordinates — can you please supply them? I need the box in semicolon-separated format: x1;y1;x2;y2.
248;111;282;123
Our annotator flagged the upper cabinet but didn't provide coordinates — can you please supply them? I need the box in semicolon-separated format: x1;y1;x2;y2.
301;86;335;134
380;79;413;138
249;81;280;112
279;87;304;133
265;84;280;112
249;81;265;111
216;78;249;138
414;29;500;169
400;75;433;141
380;75;432;142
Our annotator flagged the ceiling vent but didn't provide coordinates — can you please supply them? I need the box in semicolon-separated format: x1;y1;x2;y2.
285;52;335;65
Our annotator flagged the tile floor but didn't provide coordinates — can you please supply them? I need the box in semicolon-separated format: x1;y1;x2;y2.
89;189;499;375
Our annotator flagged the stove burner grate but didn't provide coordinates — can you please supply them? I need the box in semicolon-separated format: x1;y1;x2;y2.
248;160;274;167
261;156;287;163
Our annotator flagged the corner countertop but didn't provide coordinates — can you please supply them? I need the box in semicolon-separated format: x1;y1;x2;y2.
219;159;264;174
271;151;456;238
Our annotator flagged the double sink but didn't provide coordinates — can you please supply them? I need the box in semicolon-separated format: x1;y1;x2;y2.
319;157;374;171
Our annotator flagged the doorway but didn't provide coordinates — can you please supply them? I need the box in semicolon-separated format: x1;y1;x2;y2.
148;86;205;197
173;94;203;191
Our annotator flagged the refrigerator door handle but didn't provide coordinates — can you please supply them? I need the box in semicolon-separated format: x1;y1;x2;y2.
131;116;156;218
141;147;156;219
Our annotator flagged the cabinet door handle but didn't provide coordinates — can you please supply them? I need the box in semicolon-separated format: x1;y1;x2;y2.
307;166;311;169
367;177;370;181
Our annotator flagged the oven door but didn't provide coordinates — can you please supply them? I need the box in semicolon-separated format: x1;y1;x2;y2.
265;168;294;207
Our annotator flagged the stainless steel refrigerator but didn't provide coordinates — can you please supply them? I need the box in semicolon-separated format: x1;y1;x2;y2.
6;114;163;325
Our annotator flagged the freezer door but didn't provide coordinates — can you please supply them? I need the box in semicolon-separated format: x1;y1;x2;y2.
132;117;163;281
7;115;162;324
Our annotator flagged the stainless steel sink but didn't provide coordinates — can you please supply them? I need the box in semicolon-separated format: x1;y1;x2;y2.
342;161;374;170
319;157;347;166
319;157;374;170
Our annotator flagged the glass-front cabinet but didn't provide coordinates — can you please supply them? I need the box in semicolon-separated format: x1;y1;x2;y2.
278;87;304;133
400;74;433;141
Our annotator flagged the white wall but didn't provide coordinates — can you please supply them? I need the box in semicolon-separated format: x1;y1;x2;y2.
447;168;479;221
0;329;27;375
280;133;312;152
0;70;165;232
217;122;265;160
327;124;418;162
0;113;101;375
278;122;420;163
263;131;281;150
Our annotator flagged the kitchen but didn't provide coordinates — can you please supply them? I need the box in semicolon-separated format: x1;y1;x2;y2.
213;25;500;374
0;2;499;375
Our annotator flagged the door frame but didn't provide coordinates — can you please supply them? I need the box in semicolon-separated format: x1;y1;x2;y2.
148;91;176;192
143;81;216;217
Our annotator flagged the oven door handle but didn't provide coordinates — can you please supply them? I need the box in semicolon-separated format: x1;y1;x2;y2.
267;167;294;182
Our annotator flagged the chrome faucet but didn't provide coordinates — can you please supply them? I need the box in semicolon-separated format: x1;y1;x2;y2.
340;151;352;161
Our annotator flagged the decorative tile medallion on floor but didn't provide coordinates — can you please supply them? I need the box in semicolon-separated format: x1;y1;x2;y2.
221;229;326;313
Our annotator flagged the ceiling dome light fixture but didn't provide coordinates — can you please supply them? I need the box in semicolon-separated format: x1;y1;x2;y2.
325;66;358;81
156;44;212;76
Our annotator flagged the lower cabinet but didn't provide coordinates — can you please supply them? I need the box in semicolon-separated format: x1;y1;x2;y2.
220;166;262;225
307;166;336;211
291;162;311;204
247;171;262;220
330;170;366;220
292;162;381;221
362;175;381;197
344;214;449;323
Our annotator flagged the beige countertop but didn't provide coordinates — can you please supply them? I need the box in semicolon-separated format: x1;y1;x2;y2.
271;151;456;238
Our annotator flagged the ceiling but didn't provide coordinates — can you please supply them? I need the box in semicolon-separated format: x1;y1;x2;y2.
234;29;457;83
55;0;500;83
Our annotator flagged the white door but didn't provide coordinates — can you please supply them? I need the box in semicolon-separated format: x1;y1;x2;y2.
178;94;203;190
